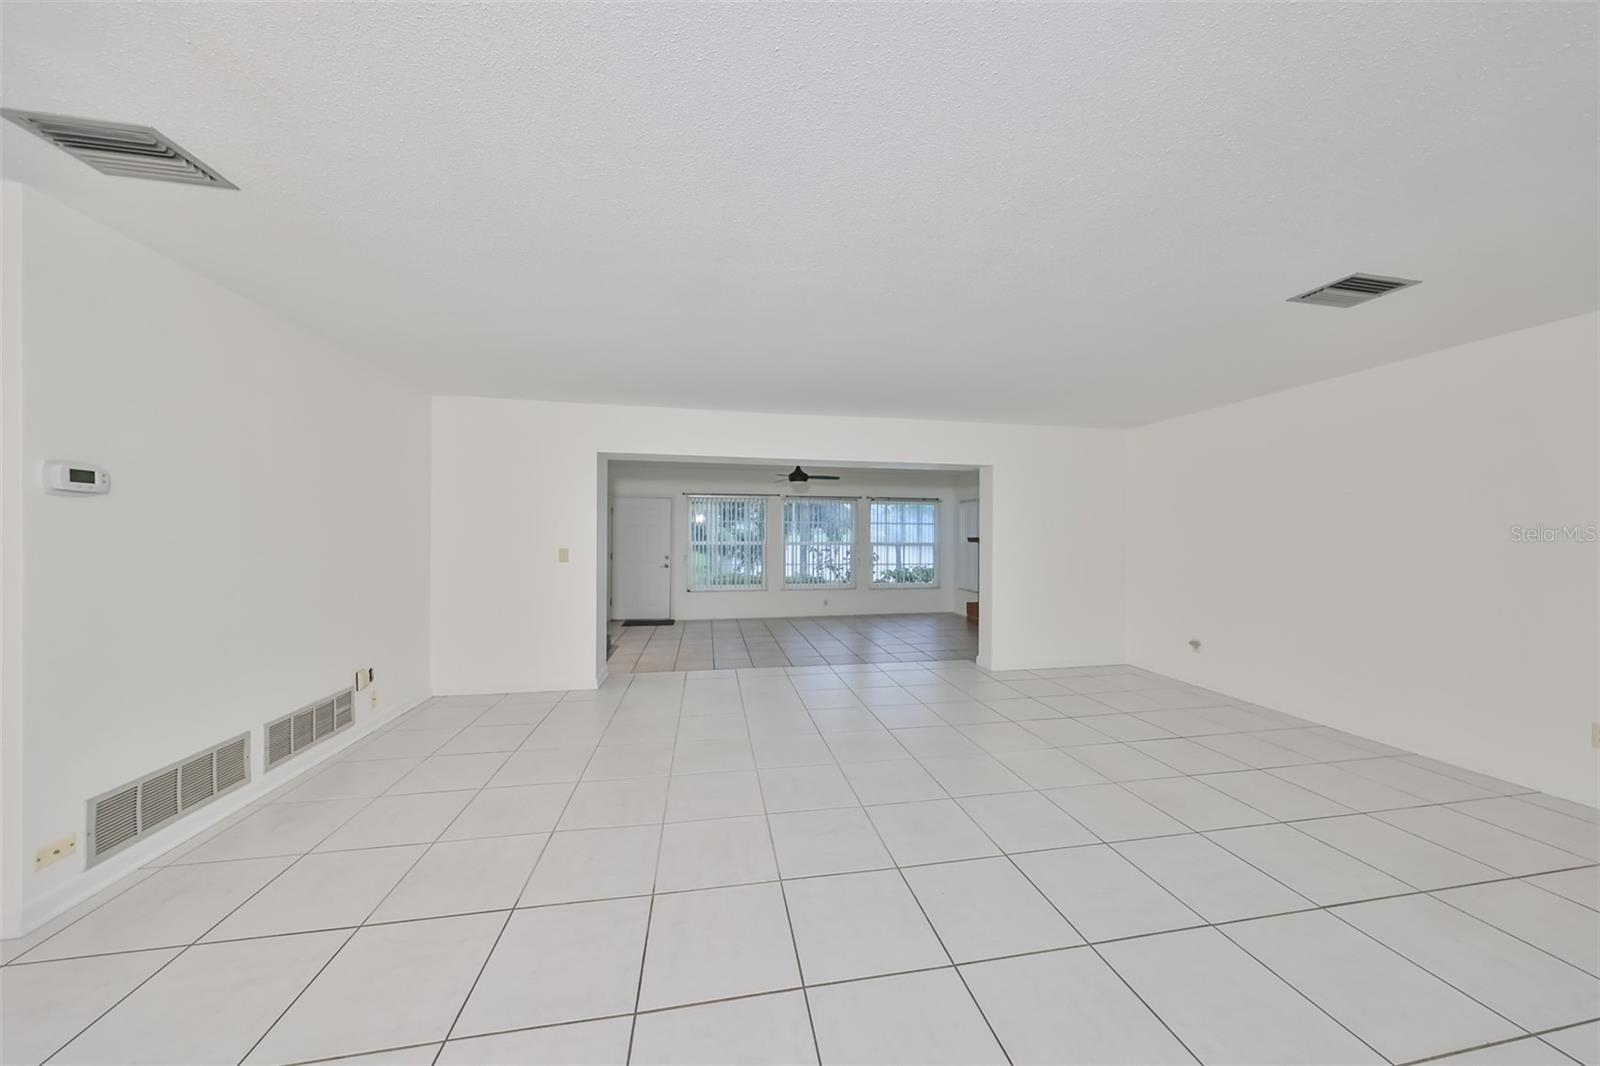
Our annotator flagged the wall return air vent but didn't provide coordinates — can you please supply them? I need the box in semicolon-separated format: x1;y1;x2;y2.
265;688;355;771
85;733;250;867
1;109;237;189
1288;273;1419;308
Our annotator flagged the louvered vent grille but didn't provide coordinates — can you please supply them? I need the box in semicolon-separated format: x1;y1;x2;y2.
216;737;249;792
1;109;237;189
85;732;251;866
140;768;181;831
180;753;216;810
1289;273;1419;308
265;688;356;770
291;709;315;752
314;700;336;740
267;717;293;766
93;787;140;859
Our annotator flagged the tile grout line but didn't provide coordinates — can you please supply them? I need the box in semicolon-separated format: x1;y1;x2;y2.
741;668;826;1066
821;707;1017;1066
235;691;524;1066
838;666;1185;1065
1398;1019;1596;1066
11;856;1594;972
842;694;1205;1066
841;680;1584;1066
231;694;508;1063
16;661;1595;1066
1170;754;1597;1058
8;776;1590;969
233;962;1600;1066
623;671;684;1064
942;765;1381;1065
1222;908;1532;1064
34;723;467;1066
903;725;1211;1064
9;695;1592;973
429;677;633;1066
1187;800;1600;1015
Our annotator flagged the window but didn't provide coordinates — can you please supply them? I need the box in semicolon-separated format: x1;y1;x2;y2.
783;497;855;587
687;495;766;590
870;499;938;586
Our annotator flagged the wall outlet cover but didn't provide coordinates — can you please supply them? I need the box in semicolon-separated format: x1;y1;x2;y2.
35;834;77;870
558;547;570;563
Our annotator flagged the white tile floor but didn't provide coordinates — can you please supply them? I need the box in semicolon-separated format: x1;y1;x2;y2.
4;662;1598;1066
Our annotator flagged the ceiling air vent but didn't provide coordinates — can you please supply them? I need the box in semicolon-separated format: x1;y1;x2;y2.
85;732;252;866
1289;273;1419;308
265;688;357;771
1;109;237;189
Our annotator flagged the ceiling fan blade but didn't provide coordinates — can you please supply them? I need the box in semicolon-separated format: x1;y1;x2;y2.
810;475;842;480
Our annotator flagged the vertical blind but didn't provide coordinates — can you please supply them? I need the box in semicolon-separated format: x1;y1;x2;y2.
870;499;938;585
783;497;855;586
687;495;766;590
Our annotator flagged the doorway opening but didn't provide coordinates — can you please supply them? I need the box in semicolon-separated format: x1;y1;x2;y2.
603;458;982;673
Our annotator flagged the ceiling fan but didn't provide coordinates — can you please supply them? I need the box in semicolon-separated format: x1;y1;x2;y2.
776;465;841;483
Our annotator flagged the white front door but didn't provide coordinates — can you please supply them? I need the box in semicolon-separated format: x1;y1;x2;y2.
611;497;674;619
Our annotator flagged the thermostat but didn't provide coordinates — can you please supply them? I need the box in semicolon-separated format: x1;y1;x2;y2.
42;461;110;495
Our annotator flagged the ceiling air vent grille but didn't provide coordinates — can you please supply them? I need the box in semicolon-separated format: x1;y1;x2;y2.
1;109;237;189
1289;273;1419;308
85;732;252;867
265;688;356;771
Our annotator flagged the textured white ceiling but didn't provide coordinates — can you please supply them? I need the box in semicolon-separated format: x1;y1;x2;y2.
2;2;1595;426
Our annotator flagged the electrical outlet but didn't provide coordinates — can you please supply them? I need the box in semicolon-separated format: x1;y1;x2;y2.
558;547;570;563
34;834;76;870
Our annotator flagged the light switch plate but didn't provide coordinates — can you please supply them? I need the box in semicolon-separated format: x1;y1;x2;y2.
35;834;76;870
558;547;570;563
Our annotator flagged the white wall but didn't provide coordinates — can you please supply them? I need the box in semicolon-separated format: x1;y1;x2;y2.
606;461;975;621
0;184;433;935
432;400;1126;692
1127;312;1599;804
